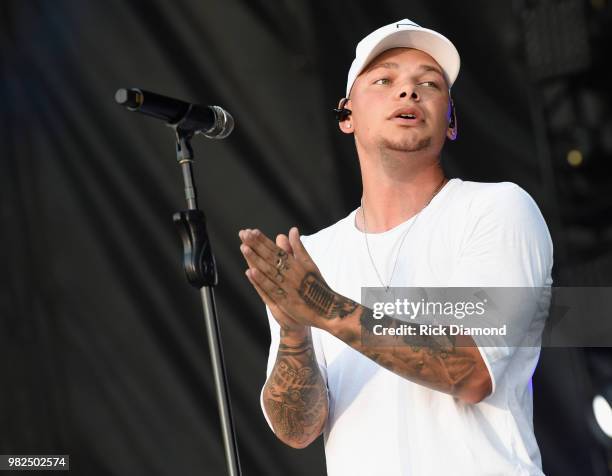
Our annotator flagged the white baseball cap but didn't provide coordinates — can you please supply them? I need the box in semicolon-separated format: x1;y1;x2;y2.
346;19;460;97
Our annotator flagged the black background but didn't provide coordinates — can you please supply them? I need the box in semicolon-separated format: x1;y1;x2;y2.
2;1;611;475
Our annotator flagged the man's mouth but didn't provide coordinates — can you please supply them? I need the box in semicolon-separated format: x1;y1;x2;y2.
390;107;423;124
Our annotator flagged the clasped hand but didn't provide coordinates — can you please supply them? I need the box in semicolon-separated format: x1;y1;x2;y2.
239;226;339;331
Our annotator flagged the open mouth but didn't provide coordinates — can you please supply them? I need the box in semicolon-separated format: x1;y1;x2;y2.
390;107;422;124
391;113;421;125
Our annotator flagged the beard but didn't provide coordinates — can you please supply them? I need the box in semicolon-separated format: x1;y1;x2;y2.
377;134;432;153
372;130;437;174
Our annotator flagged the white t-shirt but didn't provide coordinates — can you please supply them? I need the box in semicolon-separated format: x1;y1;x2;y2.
261;179;553;476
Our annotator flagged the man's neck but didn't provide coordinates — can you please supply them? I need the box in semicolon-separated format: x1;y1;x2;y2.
356;150;447;233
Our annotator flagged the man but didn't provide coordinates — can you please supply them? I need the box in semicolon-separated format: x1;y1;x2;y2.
239;19;553;475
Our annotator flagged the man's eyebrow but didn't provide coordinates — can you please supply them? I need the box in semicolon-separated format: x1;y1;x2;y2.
365;62;399;73
365;62;444;77
415;64;444;76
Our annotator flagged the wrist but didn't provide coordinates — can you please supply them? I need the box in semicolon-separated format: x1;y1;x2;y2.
279;325;310;345
320;303;362;345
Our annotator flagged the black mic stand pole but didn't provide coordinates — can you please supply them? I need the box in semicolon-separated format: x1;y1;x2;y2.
172;125;242;476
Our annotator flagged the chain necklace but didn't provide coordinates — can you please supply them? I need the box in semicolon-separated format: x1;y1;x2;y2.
360;177;448;292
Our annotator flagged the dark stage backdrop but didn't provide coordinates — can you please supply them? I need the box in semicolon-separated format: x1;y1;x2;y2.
1;1;609;475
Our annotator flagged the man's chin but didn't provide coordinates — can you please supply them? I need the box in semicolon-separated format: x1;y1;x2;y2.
379;137;432;153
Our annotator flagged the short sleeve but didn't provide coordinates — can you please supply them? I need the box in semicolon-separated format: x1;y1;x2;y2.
447;183;553;397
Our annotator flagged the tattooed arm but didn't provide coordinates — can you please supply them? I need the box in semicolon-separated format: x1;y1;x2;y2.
239;228;491;405
326;302;492;404
239;230;328;448
262;327;328;448
297;270;490;403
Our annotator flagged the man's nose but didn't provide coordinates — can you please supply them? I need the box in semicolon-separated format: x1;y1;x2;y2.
399;90;419;101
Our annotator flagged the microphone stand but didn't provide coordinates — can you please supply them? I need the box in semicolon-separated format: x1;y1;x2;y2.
172;125;242;476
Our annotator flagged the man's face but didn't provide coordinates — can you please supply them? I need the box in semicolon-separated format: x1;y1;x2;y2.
345;48;454;156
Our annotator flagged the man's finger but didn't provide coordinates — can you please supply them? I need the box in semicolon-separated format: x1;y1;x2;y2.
246;269;299;326
276;234;293;255
239;245;259;272
247;267;288;303
241;229;278;259
245;269;278;310
239;229;275;262
240;244;286;284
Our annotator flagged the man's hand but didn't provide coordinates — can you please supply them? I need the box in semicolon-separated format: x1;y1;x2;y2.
239;227;358;329
241;230;305;335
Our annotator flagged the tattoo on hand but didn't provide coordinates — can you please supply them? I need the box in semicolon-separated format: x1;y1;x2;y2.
298;272;358;319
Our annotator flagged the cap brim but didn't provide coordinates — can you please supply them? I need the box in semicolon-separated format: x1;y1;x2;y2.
347;28;460;97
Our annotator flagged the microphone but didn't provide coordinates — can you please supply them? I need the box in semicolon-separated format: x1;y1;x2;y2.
115;88;234;139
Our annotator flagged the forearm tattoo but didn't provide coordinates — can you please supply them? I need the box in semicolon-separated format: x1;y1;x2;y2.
298;272;358;319
357;308;477;394
263;338;328;446
292;271;480;397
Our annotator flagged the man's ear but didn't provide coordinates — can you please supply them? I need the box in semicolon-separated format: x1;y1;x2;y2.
447;98;458;141
334;97;353;134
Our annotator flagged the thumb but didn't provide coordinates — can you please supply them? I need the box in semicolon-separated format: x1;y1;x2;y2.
288;227;311;263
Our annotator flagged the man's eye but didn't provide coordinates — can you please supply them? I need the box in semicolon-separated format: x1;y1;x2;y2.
374;78;390;85
419;81;438;88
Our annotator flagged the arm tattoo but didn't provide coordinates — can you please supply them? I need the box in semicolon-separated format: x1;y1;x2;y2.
263;337;328;447
298;272;358;319
357;307;478;395
292;274;483;399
